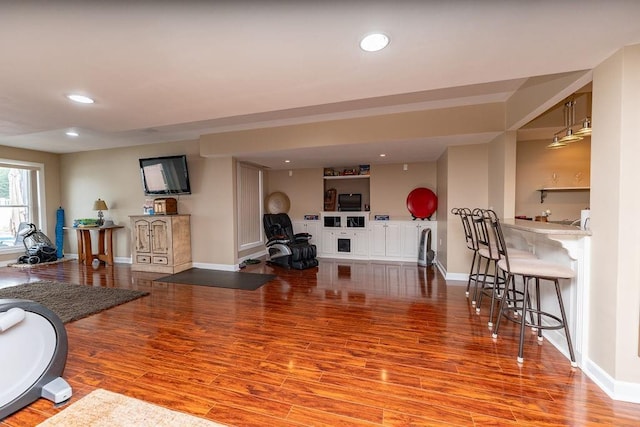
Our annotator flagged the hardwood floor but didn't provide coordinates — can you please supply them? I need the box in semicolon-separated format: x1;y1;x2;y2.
1;259;639;426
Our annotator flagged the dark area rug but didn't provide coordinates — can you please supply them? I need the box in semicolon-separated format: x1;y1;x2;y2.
0;280;149;323
155;268;276;290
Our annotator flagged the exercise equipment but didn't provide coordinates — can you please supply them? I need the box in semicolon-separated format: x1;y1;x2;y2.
16;223;57;264
406;187;438;220
56;207;65;259
0;299;72;419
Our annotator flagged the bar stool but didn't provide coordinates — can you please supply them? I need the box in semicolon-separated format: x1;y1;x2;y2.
471;209;537;327
487;209;577;367
451;208;479;299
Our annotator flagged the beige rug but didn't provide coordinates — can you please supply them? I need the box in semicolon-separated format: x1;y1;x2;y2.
37;389;226;427
7;257;74;268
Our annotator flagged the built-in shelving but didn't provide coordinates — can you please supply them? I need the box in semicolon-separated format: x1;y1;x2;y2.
324;165;371;211
537;186;590;203
323;175;370;180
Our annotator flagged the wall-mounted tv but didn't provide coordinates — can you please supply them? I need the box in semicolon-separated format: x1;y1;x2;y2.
139;155;192;195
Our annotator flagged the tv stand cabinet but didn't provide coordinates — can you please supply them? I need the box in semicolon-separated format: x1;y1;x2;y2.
130;215;192;274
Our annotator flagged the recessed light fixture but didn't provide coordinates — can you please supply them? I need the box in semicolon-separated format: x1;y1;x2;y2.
284;160;291;163
65;131;79;137
379;153;386;157
66;94;95;104
360;33;390;52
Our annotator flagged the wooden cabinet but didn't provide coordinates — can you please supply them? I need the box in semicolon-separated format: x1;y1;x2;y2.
130;215;192;274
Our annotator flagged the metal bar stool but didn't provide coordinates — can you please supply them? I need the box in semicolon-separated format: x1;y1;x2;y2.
472;209;537;327
451;208;480;300
487;209;577;367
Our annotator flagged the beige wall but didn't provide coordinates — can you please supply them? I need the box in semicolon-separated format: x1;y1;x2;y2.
59;140;239;267
265;168;324;219
436;150;449;272
590;45;640;383
0;136;448;270
516;137;591;221
265;162;437;221
442;144;489;277
200;104;506;157
488;131;517;219
370;162;437;220
0;146;61;263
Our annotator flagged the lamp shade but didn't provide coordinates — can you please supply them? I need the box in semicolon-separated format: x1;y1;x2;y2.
573;117;592;137
547;135;567;150
93;199;108;211
558;128;583;144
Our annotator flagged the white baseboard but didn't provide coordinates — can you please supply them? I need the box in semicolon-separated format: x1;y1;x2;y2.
191;262;239;272
583;358;640;403
436;261;468;283
240;249;267;263
110;253;245;271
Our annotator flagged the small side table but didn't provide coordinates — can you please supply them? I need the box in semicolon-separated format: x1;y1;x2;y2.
65;225;124;266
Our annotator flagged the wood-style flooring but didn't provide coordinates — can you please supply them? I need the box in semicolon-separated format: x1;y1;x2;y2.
1;259;639;426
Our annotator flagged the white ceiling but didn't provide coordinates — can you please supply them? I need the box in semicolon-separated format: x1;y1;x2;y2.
1;1;640;169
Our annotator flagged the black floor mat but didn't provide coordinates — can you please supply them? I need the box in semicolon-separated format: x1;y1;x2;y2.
154;268;276;290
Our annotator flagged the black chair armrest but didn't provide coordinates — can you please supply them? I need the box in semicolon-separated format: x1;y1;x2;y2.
266;235;291;246
294;233;311;242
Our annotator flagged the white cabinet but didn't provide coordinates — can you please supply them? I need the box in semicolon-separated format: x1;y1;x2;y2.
292;220;321;246
321;229;336;255
314;215;436;262
370;222;402;258
317;212;370;259
402;222;434;259
320;229;368;258
350;230;369;256
370;220;437;262
130;215;192;274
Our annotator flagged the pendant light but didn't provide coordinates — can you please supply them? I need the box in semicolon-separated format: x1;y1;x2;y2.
574;117;592;137
547;99;589;149
559;127;583;143
547;135;567;149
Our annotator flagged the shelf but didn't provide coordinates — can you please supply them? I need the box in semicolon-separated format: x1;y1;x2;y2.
324;175;370;180
537;187;590;203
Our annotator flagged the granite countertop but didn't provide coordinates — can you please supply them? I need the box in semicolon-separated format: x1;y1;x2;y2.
502;218;591;236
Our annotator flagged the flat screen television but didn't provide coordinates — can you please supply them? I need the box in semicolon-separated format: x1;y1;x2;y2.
139;155;192;195
338;193;362;211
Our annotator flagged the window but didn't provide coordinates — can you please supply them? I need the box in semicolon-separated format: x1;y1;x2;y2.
0;160;46;252
236;162;264;251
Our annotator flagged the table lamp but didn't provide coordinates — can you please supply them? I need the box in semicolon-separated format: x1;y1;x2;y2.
93;198;108;226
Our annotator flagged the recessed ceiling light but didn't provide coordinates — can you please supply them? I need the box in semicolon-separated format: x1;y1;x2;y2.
65;131;79;137
66;94;95;104
360;33;390;52
379;153;386;157
284;160;291;163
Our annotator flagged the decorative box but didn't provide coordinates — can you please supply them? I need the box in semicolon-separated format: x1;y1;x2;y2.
153;197;178;215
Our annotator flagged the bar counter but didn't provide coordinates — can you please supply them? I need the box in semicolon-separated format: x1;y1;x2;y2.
500;218;591;366
501;218;591;236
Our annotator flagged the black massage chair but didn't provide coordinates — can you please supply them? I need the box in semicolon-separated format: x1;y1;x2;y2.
263;213;318;270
